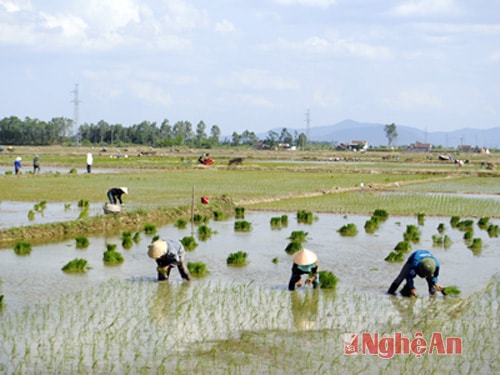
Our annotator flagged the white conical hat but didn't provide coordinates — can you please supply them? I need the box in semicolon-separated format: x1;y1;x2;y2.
292;248;318;265
120;187;128;194
147;240;168;259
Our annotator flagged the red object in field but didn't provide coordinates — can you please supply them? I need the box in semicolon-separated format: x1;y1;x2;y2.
202;158;214;165
201;196;209;204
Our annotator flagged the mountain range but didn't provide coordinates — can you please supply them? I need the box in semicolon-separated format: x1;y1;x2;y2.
268;119;500;149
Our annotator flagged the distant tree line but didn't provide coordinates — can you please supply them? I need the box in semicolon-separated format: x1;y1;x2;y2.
0;116;308;149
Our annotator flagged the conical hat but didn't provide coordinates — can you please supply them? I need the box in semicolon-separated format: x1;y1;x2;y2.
292;248;318;266
418;258;436;277
120;187;128;194
148;239;168;259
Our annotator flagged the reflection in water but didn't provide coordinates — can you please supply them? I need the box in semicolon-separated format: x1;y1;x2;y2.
290;290;319;330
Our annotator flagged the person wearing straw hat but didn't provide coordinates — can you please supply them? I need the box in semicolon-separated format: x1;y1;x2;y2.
107;187;128;205
288;248;319;291
147;239;191;281
388;249;443;296
14;157;22;175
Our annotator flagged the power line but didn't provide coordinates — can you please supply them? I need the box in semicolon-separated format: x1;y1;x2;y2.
305;108;311;141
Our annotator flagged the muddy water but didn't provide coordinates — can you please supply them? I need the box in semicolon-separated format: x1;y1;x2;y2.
1;211;499;315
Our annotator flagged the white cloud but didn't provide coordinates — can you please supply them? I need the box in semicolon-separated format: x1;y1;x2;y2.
313;90;341;108
40;12;88;39
215;19;235;34
381;89;443;110
163;0;209;31
391;0;458;17
235;94;275;108
0;0;33;13
129;81;172;107
222;69;300;91
272;0;337;7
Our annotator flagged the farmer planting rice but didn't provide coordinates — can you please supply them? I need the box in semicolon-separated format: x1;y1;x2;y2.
388;249;443;296
148;239;191;282
288;248;319;291
107;187;128;205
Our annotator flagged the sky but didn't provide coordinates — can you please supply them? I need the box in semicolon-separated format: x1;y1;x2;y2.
1;0;499;136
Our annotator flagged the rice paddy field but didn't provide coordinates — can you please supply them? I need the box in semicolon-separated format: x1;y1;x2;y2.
0;146;499;374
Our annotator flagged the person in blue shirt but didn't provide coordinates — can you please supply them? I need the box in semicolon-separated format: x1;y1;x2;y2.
14;157;22;175
388;250;443;296
288;248;319;291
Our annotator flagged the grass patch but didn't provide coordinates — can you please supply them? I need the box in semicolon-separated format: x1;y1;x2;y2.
75;236;90;249
14;241;32;256
187;261;208;277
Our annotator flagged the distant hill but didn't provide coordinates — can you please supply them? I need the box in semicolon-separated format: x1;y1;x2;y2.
265;119;500;149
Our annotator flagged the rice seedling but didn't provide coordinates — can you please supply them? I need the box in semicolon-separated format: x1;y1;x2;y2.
103;244;124;265
403;224;420;243
285;241;302;254
442;285;461;296
197;224;216;241
372;209;389;221
69;167;77;174
0;294;4;310
437;223;446;234
432;235;453;249
213;210;225;221
235;207;245;219
468;238;483;256
337;223;358;237
288;230;308;242
78;205;89;219
364;218;379;234
450;216;460;228
193;214;209;225
270;217;283;229
477;217;489;230
174;218;188;229
487;224;499;238
121;232;133;249
234;220;252;232
64;203;71;210
28;210;35;221
318;270;338;289
463;230;473;242
385;251;405;262
296;210;314;224
457;219;474;232
75;236;90;249
394;241;411;252
77;199;89;208
144;223;157;235
181;236;198;251
61;258;90;272
187;262;209;277
280;214;288;226
133;232;141;243
272;257;279;264
226;251;248;266
13;241;31;256
417;212;425;226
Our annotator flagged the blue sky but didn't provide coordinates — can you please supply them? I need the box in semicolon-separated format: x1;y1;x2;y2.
1;0;499;135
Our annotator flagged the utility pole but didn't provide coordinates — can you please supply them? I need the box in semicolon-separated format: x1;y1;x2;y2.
305;108;311;142
71;84;81;145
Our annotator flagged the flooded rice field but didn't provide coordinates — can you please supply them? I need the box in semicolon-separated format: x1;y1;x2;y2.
0;210;499;373
1;211;499;314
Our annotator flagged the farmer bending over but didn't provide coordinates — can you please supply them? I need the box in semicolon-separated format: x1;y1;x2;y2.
288;248;319;291
388;249;442;296
107;187;128;205
148;239;191;282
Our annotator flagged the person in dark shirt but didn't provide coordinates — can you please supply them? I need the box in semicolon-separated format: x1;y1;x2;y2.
107;187;128;205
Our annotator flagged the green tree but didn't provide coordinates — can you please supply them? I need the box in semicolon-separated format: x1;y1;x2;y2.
296;132;307;149
384;123;398;147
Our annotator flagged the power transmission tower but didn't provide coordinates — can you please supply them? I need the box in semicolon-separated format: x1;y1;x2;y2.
305;109;311;141
71;84;81;145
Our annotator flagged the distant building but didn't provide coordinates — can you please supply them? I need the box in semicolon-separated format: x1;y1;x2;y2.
406;142;432;152
458;145;479;153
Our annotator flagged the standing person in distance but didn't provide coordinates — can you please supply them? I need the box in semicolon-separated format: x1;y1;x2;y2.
86;153;93;173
